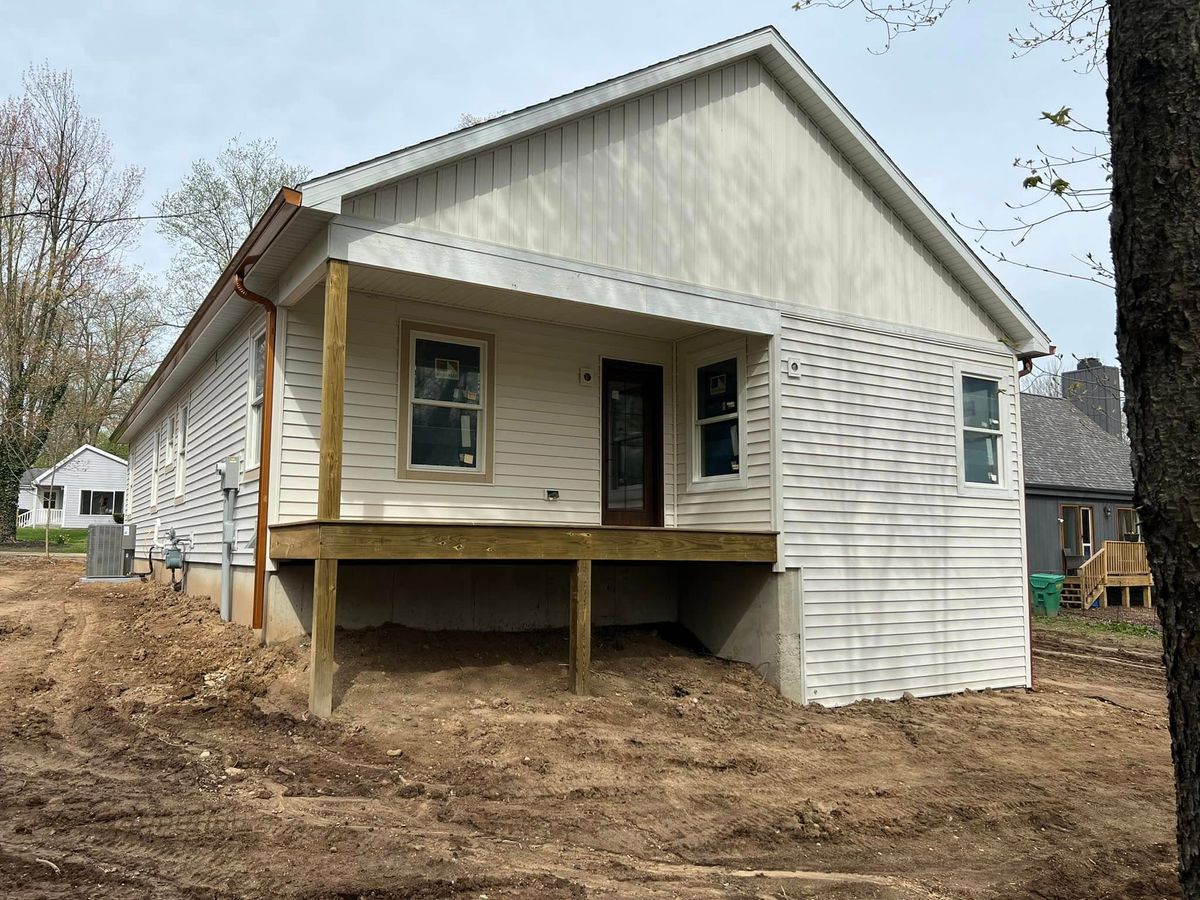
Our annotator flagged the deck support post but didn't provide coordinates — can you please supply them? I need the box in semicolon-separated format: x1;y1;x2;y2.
1146;585;1154;608
568;559;592;695
1122;585;1131;608
309;258;349;718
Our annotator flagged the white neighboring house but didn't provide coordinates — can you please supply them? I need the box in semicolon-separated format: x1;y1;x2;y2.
115;27;1053;715
16;445;129;529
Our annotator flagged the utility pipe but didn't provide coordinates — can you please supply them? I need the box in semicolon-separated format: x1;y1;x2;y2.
234;255;276;631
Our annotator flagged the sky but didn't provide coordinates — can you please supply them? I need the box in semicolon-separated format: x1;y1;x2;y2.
1;0;1115;365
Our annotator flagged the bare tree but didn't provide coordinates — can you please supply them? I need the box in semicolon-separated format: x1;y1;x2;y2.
0;65;143;543
1020;353;1064;396
156;137;309;323
792;2;1200;894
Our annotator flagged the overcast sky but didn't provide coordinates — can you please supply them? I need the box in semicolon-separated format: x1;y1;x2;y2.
2;0;1114;365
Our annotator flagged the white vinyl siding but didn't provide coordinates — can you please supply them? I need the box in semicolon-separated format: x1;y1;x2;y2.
344;57;1005;345
125;309;266;564
675;332;772;530
277;290;684;526
780;315;1028;707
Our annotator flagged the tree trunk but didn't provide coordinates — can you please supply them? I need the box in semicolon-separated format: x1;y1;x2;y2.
1109;3;1200;895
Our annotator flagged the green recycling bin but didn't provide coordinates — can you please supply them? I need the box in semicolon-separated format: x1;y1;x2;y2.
1030;574;1066;617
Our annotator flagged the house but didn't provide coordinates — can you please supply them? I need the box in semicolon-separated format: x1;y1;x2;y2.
1021;371;1151;609
113;26;1052;716
16;445;129;529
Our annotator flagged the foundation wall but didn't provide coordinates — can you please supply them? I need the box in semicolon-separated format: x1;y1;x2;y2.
264;561;680;643
152;560;257;627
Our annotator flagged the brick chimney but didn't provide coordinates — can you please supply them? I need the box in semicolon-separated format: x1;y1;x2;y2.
1062;358;1124;438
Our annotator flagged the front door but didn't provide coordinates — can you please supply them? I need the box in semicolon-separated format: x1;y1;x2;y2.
602;359;663;527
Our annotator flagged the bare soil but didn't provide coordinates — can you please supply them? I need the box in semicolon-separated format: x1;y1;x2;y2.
0;557;1179;899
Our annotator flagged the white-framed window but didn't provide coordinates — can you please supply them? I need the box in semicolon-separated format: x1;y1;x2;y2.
246;330;267;470
79;490;124;517
165;411;177;467
399;323;494;482
149;429;160;509
41;488;60;510
958;371;1004;489
689;348;746;488
173;404;188;499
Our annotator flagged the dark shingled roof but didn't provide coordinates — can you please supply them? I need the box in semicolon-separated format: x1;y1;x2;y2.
1020;394;1133;494
18;468;46;489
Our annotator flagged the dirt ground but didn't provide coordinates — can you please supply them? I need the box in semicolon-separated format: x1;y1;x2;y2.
0;557;1179;899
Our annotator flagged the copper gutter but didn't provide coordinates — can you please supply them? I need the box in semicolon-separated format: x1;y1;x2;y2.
234;255;276;631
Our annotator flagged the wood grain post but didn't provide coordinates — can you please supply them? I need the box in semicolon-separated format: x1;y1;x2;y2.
568;559;592;695
309;258;349;718
1123;585;1131;608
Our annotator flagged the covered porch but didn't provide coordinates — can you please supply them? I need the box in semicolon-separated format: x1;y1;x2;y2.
263;236;784;715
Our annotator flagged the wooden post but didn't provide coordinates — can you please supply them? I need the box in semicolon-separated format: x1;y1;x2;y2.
1146;584;1154;608
309;259;349;718
568;559;592;695
1122;585;1131;608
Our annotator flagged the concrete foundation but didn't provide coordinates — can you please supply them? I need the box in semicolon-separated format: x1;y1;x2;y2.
264;561;680;642
679;564;803;702
263;559;804;703
151;560;257;627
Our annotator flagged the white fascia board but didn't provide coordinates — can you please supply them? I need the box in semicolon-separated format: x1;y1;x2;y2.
301;26;1050;353
330;216;780;336
276;227;332;308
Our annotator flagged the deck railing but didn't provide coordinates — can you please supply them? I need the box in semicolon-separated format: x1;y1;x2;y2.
1104;540;1150;576
17;508;64;528
1077;545;1107;605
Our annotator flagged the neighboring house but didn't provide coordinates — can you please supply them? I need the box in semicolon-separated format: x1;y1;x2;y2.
113;27;1053;716
1020;386;1150;608
16;445;129;529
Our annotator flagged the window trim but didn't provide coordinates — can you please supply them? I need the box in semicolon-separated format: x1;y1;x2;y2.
686;343;748;493
953;363;1010;496
149;428;160;511
397;321;496;484
245;328;267;476
173;403;188;501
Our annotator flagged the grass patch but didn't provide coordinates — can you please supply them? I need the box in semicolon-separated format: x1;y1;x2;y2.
1034;614;1160;641
13;527;88;553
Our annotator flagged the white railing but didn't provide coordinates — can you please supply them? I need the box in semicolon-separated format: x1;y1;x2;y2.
17;508;64;528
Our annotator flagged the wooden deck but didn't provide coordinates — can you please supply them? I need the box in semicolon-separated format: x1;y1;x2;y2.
1062;540;1154;609
268;519;779;563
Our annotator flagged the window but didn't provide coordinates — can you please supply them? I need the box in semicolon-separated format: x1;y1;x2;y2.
1117;507;1141;541
174;405;188;499
41;489;59;509
400;325;493;481
1061;504;1094;558
165;411;177;466
960;375;1002;486
79;490;124;517
246;331;267;469
693;356;742;480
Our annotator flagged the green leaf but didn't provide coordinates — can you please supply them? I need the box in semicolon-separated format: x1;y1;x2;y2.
1041;106;1072;127
1023;174;1044;189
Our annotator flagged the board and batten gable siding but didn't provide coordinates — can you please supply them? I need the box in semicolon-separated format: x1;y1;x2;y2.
781;315;1029;706
674;331;772;530
277;290;681;525
37;448;128;528
126;308;266;565
344;57;1006;345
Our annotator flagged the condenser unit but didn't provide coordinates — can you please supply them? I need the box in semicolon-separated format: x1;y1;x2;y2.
86;523;137;579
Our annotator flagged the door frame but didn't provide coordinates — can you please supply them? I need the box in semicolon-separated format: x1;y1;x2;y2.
600;358;665;527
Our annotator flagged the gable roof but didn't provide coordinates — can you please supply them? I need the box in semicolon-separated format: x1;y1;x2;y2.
1020;394;1133;495
300;25;1050;354
32;444;128;484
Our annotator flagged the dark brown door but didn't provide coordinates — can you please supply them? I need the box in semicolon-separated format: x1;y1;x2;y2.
602;359;664;527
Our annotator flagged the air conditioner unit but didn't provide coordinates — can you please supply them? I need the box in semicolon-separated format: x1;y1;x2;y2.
86;523;136;579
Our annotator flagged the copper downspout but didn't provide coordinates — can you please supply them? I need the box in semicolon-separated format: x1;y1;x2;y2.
234;254;275;632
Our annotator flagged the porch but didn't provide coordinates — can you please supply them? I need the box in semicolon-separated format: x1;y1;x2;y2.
1062;540;1154;609
271;252;783;716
